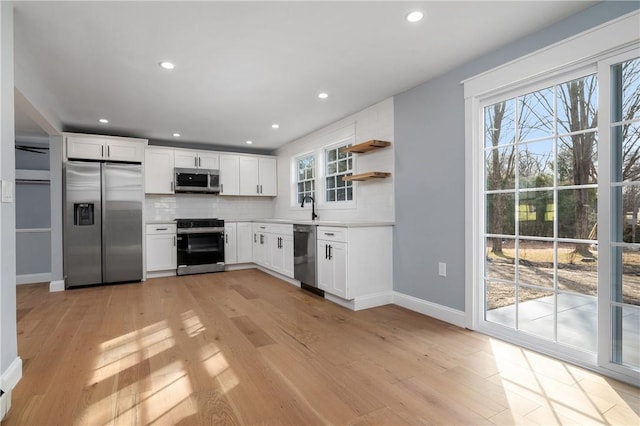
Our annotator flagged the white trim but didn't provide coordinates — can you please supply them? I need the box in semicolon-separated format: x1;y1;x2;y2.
15;228;51;233
49;279;65;292
0;357;22;391
16;272;51;285
353;292;394;310
145;270;176;279
0;356;22;422
393;291;466;328
255;266;301;288
224;263;255;272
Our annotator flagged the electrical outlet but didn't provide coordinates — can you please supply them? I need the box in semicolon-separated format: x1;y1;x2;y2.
438;262;447;277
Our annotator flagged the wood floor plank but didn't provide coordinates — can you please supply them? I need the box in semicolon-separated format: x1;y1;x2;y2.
3;270;639;426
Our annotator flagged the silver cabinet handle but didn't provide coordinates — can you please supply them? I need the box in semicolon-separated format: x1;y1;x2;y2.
254;233;257;243
325;244;328;259
173;236;176;246
324;232;335;236
260;184;263;194
107;145;110;158
329;244;333;260
156;227;168;231
221;183;224;193
171;181;174;192
101;145;104;157
199;157;202;167
260;234;264;244
257;184;260;194
225;234;228;244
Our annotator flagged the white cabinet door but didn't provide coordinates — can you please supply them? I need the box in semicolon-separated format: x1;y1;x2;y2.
268;235;282;273
146;233;177;271
224;223;237;265
236;222;253;263
316;239;347;298
107;139;144;162
239;156;260;195
259;157;277;196
329;241;348;299
145;147;175;194
174;150;199;168
66;136;105;160
198;151;219;169
219;155;240;195
281;235;294;278
317;240;333;292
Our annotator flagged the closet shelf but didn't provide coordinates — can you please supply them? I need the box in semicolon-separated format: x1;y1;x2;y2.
15;169;50;182
342;140;391;154
342;172;391;182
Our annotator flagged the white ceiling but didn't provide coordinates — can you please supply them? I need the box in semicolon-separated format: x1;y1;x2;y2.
13;1;596;151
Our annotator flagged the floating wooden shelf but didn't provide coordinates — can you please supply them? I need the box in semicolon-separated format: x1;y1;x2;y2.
343;139;391;154
342;172;391;182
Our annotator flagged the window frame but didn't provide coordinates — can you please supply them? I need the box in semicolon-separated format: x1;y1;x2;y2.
320;137;356;209
292;152;316;207
464;11;640;385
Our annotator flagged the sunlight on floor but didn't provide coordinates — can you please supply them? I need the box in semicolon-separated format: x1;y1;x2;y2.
489;338;639;424
76;311;242;424
201;343;240;394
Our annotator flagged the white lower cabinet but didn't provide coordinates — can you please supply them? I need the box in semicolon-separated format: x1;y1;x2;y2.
225;222;253;265
224;223;238;265
252;222;293;278
316;226;392;300
146;224;177;273
317;239;347;299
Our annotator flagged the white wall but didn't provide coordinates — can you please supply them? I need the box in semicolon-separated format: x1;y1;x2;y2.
274;98;394;222
0;1;21;418
145;194;274;222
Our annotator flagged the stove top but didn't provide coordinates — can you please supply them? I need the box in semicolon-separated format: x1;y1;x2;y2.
175;218;224;228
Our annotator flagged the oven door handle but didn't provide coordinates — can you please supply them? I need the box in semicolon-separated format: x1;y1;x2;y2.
177;227;225;234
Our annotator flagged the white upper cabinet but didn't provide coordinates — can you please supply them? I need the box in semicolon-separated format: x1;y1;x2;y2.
219;154;240;195
239;156;277;196
174;149;219;169
65;133;146;162
145;147;175;194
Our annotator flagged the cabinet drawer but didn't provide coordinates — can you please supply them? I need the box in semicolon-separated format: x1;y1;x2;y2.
317;226;347;242
146;224;176;234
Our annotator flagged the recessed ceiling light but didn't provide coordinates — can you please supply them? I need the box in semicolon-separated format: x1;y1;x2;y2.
173;133;181;137
98;118;109;124
406;11;424;23
159;61;175;70
271;124;280;129
318;92;329;99
246;140;253;145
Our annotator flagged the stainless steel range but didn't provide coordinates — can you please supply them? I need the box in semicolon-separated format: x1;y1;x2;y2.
176;218;225;275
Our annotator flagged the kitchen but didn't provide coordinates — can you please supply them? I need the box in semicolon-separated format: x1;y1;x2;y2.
2;1;640;424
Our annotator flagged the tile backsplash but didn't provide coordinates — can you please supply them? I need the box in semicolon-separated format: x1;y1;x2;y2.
145;194;275;222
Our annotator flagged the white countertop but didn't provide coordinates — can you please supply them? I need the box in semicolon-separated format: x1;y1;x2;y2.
252;218;394;227
146;218;393;227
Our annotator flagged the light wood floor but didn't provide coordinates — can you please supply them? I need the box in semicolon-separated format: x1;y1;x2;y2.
3;269;639;425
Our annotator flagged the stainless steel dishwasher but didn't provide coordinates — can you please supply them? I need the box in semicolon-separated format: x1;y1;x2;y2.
293;224;323;296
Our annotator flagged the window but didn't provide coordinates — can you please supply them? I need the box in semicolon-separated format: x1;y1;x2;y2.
483;73;599;351
611;57;640;370
296;154;315;204
325;143;353;202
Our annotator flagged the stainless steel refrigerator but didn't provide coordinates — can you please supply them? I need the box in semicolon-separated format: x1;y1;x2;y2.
64;160;143;288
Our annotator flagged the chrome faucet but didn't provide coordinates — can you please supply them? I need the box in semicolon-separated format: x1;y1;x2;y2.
301;195;318;221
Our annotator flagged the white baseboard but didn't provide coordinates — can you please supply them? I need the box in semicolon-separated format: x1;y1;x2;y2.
16;272;51;285
146;270;177;279
224;263;256;272
353;292;394;311
393;291;466;328
49;279;65;292
0;357;22;422
256;267;301;288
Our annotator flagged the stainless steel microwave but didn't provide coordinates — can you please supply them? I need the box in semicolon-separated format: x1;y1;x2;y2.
174;168;220;193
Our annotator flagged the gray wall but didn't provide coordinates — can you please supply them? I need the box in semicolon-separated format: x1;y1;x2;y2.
393;1;640;311
1;0;17;377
